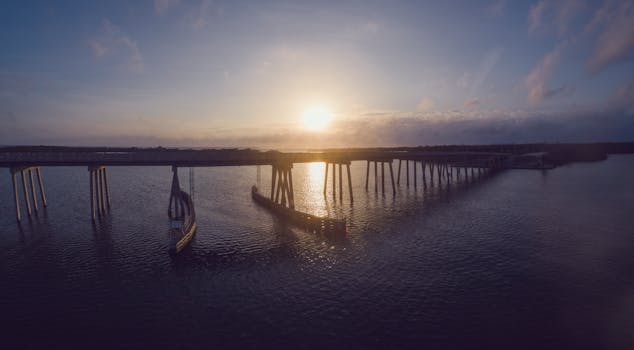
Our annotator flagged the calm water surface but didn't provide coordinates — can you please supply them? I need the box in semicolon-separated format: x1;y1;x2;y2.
1;156;633;349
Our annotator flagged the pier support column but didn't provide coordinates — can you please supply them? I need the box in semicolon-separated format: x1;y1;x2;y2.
406;160;410;187
324;160;352;203
364;161;369;190
11;171;21;222
89;166;110;220
90;168;95;221
414;161;418;188
324;163;329;195
28;169;38;212
271;162;295;209
389;161;396;196
103;167;111;208
374;161;378;193
421;161;426;187
20;170;32;216
397;159;402;185
36;167;47;207
338;163;343;201
346;163;353;203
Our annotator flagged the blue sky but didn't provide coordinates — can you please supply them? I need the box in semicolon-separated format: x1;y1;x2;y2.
1;0;633;147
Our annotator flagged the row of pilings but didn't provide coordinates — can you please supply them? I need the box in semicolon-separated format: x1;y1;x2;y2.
89;166;111;221
9;166;47;222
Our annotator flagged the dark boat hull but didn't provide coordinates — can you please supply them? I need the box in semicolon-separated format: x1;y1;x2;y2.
251;186;346;234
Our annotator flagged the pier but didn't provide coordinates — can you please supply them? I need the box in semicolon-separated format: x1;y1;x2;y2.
0;145;550;223
2;143;592;232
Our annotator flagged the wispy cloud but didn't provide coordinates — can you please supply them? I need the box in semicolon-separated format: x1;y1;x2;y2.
586;0;634;73
525;44;566;105
464;98;480;107
529;0;585;36
90;19;144;73
154;0;181;16
191;0;224;29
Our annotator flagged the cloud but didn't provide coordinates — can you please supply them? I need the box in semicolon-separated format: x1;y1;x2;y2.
417;97;434;112
90;19;144;72
529;0;584;36
525;45;566;105
586;0;634;73
464;98;480;107
486;0;506;17
88;40;109;57
191;0;224;29
154;0;180;16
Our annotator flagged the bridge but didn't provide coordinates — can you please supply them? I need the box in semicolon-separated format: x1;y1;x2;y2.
1;145;540;223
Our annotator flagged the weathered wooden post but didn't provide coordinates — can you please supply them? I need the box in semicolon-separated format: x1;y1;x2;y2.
406;160;410;187
271;165;277;200
103;167;111;208
389;161;396;195
365;160;370;190
28;169;38;212
36;167;47;207
338;163;343;201
346;163;353;203
89;168;95;220
374;161;378;193
397;159;402;185
323;162;329;195
332;161;336;199
20;170;32;217
414;161;418;188
381;162;385;194
11;170;21;222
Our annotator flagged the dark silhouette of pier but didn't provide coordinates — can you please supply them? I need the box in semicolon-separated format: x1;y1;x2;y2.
1;142;630;224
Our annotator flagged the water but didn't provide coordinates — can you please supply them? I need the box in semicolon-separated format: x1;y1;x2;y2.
1;156;633;349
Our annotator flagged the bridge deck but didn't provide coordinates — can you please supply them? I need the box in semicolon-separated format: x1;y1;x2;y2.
0;147;511;167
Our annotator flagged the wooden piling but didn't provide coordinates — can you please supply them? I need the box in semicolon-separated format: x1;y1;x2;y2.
346;163;353;203
389;162;396;195
90;169;95;221
406;160;410;187
374;161;378;192
288;166;295;209
397;159;402;185
36;167;47;207
12;171;21;222
365;160;369;190
381;162;385;194
98;168;106;212
414;161;418;188
332;162;336;199
103;167;111;208
94;169;101;214
421;161;426;186
28;169;38;211
339;163;343;201
324;162;329;195
271;165;277;200
20;170;32;216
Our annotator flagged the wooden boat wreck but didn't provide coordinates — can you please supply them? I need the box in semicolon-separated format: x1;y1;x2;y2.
251;185;346;234
167;166;197;255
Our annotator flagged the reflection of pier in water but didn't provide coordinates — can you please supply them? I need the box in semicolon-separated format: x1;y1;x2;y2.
1;145;548;252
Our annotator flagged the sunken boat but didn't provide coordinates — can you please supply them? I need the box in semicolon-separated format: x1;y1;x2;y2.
251;185;346;234
167;166;197;255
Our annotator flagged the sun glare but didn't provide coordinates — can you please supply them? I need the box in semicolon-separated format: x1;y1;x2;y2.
302;106;332;132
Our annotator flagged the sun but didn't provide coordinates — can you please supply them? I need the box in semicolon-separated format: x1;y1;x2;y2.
302;106;333;132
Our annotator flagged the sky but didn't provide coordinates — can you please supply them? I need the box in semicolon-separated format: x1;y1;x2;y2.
1;0;633;148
